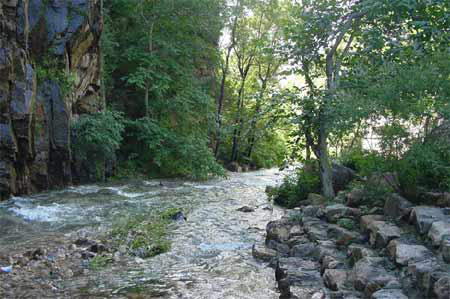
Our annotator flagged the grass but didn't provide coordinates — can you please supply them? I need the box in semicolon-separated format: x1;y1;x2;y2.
110;208;183;258
89;255;113;270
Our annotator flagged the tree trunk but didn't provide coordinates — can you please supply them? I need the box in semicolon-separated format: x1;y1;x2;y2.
318;126;334;198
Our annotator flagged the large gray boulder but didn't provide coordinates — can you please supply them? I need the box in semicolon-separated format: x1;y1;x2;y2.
428;221;450;246
410;206;446;235
252;242;277;262
367;221;401;248
323;269;349;291
441;235;450;263
386;240;432;266
325;204;361;223
352;257;399;296
383;194;413;220
434;276;450;299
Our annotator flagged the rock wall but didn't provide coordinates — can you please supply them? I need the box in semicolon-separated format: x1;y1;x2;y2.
0;0;103;200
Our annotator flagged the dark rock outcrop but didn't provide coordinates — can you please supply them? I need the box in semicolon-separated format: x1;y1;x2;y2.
0;0;103;200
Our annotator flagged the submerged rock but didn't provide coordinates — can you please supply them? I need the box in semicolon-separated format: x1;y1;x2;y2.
236;206;255;213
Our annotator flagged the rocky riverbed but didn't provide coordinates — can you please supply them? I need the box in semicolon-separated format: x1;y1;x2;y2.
253;193;450;298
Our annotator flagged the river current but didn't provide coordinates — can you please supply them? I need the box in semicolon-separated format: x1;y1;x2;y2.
0;169;288;298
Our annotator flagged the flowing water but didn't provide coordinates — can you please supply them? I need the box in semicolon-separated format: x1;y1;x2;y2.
0;169;289;298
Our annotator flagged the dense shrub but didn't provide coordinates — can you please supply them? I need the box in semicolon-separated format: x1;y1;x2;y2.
340;141;450;201
340;148;392;177
397;141;450;196
267;163;321;208
123;117;225;180
251;132;288;169
72;111;125;180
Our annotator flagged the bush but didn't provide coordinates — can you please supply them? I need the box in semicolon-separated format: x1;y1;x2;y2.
124;117;225;180
397;141;450;196
251;132;288;169
72;111;125;180
340;148;392;177
267;163;321;208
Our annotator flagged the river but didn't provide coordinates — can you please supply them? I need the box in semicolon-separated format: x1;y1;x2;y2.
0;169;288;298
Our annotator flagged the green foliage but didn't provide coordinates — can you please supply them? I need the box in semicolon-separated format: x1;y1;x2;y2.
125;118;225;180
72;111;125;161
340;148;392;177
337;218;355;230
89;255;113;271
398;141;450;196
288;212;303;223
267;163;321;208
72;111;125;180
35;57;76;96
247;131;287;169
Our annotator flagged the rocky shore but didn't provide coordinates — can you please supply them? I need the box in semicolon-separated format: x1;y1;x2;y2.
254;193;450;298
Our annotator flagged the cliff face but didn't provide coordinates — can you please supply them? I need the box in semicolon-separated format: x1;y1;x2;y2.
0;0;103;200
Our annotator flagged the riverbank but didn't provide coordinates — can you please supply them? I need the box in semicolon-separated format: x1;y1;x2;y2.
254;196;450;298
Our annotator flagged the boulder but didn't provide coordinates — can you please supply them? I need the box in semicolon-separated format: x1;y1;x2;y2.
352;257;399;296
386;240;432;266
367;172;400;193
321;255;345;274
434;276;450;299
266;240;290;255
428;221;450;246
325;204;361;223
332;163;358;193
371;288;408;299
323;269;348;291
252;243;277;262
421;192;450;208
308;193;328;205
327;225;361;246
302;205;323;218
367;221;401;248
407;259;444;297
409;206;446;235
346;188;365;207
383;194;413;220
360;215;384;233
276;257;322;287
303;218;329;241
291;243;318;260
266;218;291;243
441;235;450;263
236;206;255;213
316;240;342;261
348;245;377;266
